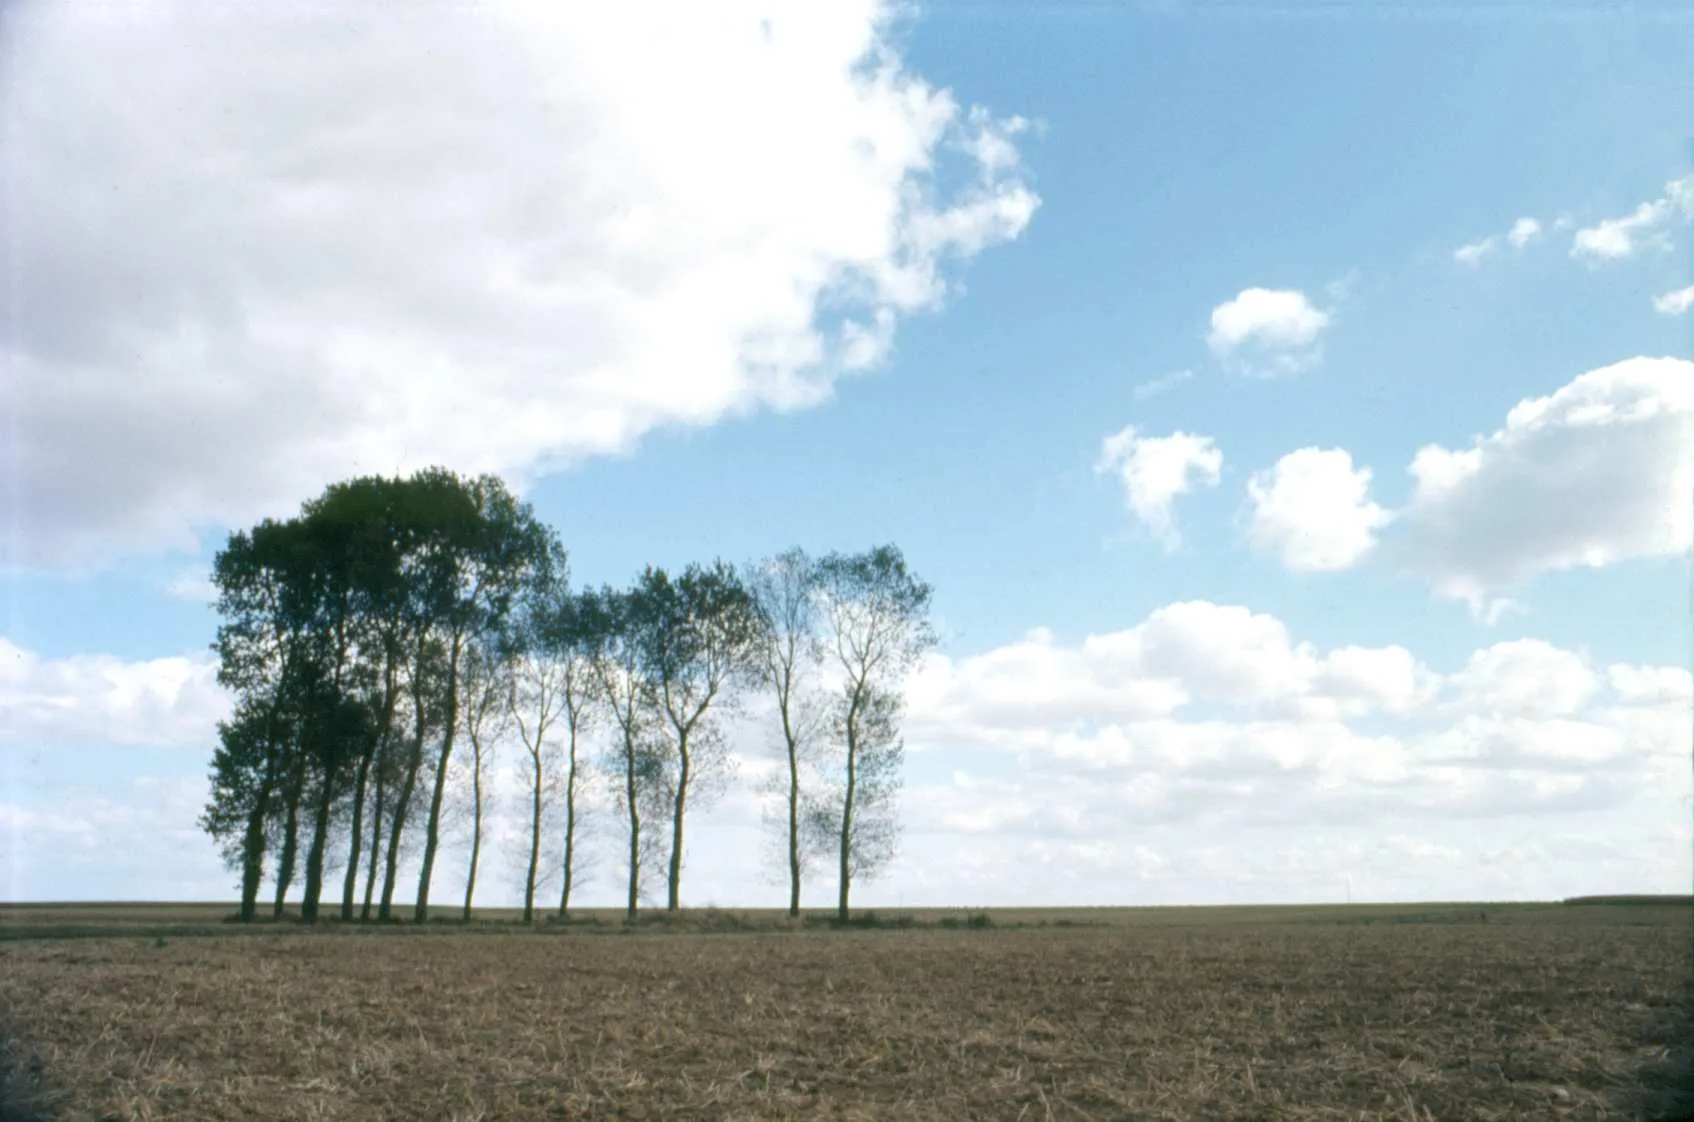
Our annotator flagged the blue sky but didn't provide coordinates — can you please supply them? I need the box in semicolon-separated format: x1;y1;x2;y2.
3;0;1692;907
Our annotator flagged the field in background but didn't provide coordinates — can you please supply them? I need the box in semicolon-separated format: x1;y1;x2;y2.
1;900;1690;1120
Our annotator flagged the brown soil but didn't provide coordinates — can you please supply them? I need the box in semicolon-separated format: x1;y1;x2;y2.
1;908;1689;1120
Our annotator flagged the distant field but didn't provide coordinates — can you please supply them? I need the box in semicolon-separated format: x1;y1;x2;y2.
1;901;1690;1120
4;896;1690;937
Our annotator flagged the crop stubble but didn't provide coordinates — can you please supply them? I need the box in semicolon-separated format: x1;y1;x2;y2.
1;915;1689;1121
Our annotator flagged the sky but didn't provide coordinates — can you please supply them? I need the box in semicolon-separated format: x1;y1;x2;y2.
2;0;1692;909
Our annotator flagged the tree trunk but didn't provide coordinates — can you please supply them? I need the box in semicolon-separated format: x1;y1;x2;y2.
238;780;273;922
339;749;372;921
558;724;579;919
300;768;336;924
238;710;283;923
667;735;691;912
380;709;425;921
836;702;861;925
624;731;641;922
272;758;305;920
414;641;461;923
462;741;484;922
524;744;542;924
783;693;801;918
361;759;386;921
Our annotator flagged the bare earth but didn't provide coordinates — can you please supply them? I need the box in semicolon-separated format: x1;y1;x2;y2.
1;903;1690;1121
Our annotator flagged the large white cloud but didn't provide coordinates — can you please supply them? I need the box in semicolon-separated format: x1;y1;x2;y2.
1390;356;1694;604
1206;288;1330;376
1244;447;1391;572
1570;174;1694;263
7;602;1689;904
0;1;1038;569
1244;357;1694;605
1095;426;1222;550
0;637;228;750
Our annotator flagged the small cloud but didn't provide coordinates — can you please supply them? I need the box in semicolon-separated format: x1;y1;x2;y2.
1245;448;1391;572
1206;288;1330;377
1571;175;1694;264
1652;285;1694;317
1506;217;1542;249
1131;369;1193;400
1454;237;1498;267
1454;217;1541;267
1097;426;1223;551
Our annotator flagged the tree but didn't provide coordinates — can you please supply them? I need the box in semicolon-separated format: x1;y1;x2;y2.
506;549;575;925
639;562;761;912
747;548;828;918
199;702;287;921
813;546;936;922
580;586;664;922
457;632;512;921
548;594;599;920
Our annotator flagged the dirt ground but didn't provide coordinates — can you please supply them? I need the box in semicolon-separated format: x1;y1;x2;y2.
2;904;1690;1121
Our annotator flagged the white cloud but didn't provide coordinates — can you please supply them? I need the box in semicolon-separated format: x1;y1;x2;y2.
1246;357;1694;603
1570;175;1694;263
1453;237;1498;267
1244;448;1391;572
1446;639;1597;720
1130;369;1193;400
1653;285;1694;316
0;1;1038;569
1206;288;1330;376
0;637;229;749
1453;217;1541;266
1389;356;1694;603
1506;217;1543;248
8;609;1689;905
1096;426;1222;550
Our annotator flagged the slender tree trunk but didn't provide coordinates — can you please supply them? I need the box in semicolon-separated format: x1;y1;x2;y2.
782;692;802;918
414;642;462;923
558;724;579;919
239;781;273;922
361;756;386;921
339;750;372;921
624;731;641;922
836;702;861;924
463;740;484;922
360;662;401;921
272;758;305;919
524;744;543;924
239;711;283;922
300;768;336;924
381;713;425;921
667;735;691;912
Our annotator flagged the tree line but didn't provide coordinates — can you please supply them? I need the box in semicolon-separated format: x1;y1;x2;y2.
199;468;936;924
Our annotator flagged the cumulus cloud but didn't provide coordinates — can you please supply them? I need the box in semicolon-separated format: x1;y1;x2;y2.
1507;217;1543;248
1244;448;1391;572
0;638;228;749
9;606;1689;904
1096;426;1222;550
0;1;1039;569
1453;216;1542;266
1206;288;1330;376
1389;356;1694;604
1570;175;1694;263
1653;286;1694;316
1246;357;1694;605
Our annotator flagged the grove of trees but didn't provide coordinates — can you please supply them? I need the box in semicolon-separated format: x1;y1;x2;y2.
199;468;935;924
